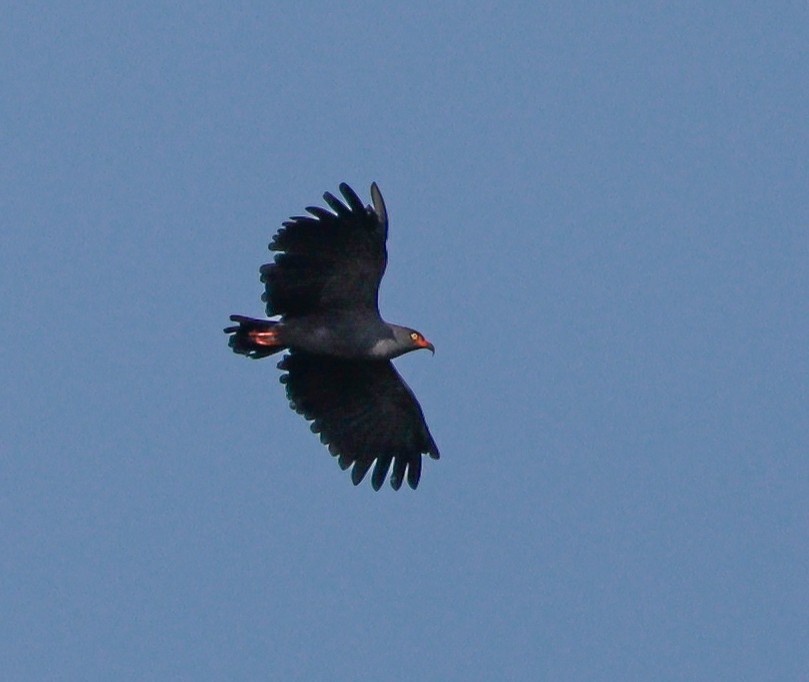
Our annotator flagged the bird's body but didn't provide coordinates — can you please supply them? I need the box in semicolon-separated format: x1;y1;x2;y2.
225;182;439;490
241;311;415;359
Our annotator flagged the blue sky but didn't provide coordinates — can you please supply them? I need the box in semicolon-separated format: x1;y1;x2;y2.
2;2;807;680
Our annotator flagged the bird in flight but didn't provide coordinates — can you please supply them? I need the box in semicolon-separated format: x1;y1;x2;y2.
225;182;439;490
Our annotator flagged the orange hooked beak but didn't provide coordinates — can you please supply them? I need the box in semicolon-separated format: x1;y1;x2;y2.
417;337;435;354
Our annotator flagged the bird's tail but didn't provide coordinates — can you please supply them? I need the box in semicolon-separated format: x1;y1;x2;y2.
224;315;286;358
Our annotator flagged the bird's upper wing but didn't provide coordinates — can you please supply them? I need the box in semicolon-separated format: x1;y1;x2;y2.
278;353;440;490
261;183;388;318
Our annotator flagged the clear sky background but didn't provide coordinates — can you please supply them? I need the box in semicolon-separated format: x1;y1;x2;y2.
2;3;807;680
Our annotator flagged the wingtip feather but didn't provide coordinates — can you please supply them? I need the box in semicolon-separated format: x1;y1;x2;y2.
370;182;387;228
407;457;422;489
323;190;350;217
339;182;365;213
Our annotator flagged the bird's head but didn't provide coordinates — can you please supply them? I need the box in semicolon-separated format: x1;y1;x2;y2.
376;325;434;359
405;328;435;355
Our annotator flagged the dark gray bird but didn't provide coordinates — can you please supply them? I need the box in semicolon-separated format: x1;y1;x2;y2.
225;182;439;490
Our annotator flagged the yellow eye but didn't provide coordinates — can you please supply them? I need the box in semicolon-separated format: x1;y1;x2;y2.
410;332;419;341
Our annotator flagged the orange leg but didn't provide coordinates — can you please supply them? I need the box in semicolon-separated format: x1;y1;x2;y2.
248;328;281;347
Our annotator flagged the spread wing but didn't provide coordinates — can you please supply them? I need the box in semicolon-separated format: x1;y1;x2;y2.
278;353;440;490
261;183;388;318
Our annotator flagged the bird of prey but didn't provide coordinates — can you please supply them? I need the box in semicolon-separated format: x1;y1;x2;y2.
225;182;439;490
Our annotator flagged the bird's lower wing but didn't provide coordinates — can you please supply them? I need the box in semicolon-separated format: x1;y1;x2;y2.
278;353;439;490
